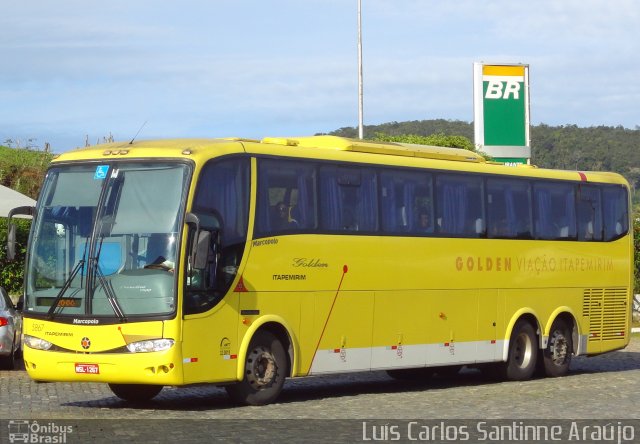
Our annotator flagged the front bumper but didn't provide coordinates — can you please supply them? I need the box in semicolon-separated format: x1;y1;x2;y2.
23;346;184;385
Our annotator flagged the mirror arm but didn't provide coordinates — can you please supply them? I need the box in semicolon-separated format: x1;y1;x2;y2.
7;205;35;220
185;212;200;232
184;212;201;267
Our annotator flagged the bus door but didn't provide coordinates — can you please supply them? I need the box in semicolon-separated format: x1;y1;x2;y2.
180;157;250;384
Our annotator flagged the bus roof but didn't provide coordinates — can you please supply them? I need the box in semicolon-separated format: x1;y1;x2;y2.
261;136;486;163
50;136;629;186
52;136;484;163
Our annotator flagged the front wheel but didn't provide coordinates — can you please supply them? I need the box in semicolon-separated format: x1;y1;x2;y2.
501;320;538;381
108;384;163;402
226;331;287;406
543;318;572;377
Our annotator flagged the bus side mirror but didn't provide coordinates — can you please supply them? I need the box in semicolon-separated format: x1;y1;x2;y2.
193;230;211;269
16;296;24;312
185;212;221;289
6;205;35;261
6;223;17;261
185;212;201;269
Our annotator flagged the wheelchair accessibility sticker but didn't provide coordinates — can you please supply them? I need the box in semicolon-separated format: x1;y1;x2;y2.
94;165;109;180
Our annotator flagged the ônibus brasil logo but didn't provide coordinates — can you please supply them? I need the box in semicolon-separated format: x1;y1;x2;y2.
7;420;73;443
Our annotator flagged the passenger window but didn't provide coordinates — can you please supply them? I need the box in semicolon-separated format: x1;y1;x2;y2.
533;182;576;240
319;166;378;232
602;186;628;241
577;186;603;241
256;159;317;235
487;178;532;239
193;158;250;246
380;170;433;234
435;174;484;237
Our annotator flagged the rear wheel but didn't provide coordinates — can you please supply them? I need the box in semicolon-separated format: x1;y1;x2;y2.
225;331;287;406
108;384;163;402
543;318;572;377
501;320;538;381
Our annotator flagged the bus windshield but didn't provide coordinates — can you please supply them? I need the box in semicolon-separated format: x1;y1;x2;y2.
25;162;191;320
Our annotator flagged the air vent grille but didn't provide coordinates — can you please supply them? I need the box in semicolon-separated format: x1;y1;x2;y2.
583;288;628;341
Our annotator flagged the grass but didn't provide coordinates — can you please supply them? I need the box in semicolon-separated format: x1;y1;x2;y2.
0;145;53;198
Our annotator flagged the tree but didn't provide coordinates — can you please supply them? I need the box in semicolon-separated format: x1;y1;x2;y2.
371;132;475;151
0;218;30;295
633;213;640;293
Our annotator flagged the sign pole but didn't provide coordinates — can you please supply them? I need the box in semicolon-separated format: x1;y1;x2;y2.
357;0;364;140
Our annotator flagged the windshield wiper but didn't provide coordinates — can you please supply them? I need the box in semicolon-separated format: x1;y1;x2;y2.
47;259;85;319
93;263;127;322
87;236;127;322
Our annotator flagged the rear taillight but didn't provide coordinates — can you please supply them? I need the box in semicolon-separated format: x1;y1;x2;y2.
0;317;8;327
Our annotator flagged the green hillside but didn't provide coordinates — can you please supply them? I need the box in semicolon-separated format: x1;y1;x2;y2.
0;145;54;199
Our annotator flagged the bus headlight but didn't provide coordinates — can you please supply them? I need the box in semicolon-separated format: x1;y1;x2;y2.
24;335;54;351
126;339;174;353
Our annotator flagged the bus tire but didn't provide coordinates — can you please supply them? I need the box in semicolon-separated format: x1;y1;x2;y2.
386;368;434;380
543;318;572;377
108;383;163;402
501;320;538;381
225;330;286;406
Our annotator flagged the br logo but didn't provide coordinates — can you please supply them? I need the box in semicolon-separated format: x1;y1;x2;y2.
484;79;521;100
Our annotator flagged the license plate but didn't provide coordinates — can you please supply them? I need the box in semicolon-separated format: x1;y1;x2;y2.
75;363;100;374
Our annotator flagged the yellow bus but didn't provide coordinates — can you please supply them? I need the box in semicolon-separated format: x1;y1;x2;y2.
8;136;633;405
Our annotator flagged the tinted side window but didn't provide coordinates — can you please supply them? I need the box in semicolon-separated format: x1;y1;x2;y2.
187;157;250;314
193;157;250;245
436;174;484;237
380;170;433;234
255;159;317;236
533;182;576;240
487;178;532;239
319;166;378;232
577;185;603;241
603;186;628;241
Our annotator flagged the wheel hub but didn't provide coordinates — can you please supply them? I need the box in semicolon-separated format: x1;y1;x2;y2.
549;331;568;365
513;332;533;369
247;348;276;388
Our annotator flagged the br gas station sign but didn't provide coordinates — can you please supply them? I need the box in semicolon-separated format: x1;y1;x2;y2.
473;63;530;165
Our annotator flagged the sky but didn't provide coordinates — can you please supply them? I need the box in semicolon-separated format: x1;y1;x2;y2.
1;0;639;152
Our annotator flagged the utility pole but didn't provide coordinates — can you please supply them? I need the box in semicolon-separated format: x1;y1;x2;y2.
357;0;364;139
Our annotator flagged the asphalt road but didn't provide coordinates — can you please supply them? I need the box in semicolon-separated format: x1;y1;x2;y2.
1;338;639;443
